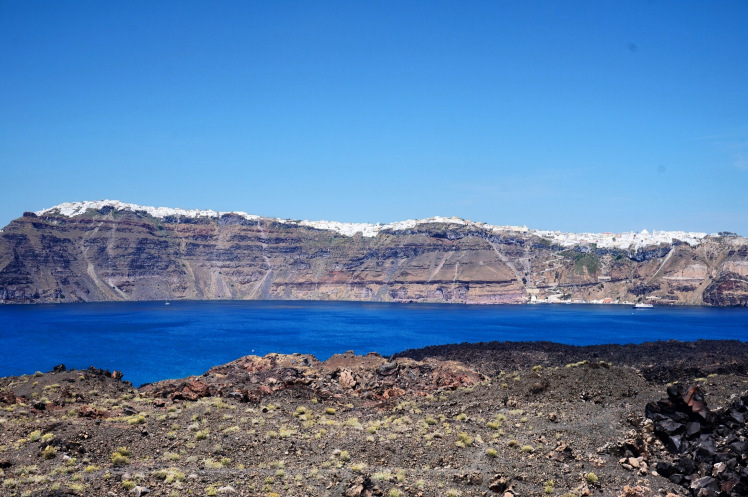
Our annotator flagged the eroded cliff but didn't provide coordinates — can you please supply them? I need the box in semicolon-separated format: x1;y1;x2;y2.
1;202;746;305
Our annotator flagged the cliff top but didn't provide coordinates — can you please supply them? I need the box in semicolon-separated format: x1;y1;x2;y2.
35;199;716;249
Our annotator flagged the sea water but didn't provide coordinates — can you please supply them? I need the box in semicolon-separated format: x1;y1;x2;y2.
1;300;746;386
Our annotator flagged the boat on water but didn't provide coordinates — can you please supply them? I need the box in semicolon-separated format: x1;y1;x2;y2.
164;301;170;306
633;303;654;309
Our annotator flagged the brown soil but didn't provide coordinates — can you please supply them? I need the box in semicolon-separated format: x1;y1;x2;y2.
0;341;746;497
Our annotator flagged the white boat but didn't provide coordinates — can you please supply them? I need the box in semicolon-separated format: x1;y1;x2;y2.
633;303;653;309
164;301;171;306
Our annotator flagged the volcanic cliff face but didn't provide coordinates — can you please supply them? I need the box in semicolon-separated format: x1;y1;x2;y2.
0;201;746;306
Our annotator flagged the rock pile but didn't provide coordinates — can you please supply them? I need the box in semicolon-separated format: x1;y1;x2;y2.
141;351;488;404
645;384;748;496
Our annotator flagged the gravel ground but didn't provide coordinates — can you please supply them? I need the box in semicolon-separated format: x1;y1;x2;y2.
0;340;746;497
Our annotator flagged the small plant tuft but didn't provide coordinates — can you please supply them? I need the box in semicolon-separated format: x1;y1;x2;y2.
41;445;57;459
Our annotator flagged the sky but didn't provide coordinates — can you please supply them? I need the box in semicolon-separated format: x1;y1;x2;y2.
1;1;747;235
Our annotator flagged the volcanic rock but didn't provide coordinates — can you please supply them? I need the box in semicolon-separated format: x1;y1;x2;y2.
2;201;747;305
645;384;748;496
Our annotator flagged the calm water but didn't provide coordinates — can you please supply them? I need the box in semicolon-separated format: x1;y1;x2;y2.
1;301;746;386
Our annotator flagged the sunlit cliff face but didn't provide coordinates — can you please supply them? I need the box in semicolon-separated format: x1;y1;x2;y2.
0;201;745;306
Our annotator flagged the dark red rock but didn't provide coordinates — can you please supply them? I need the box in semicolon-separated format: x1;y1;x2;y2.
0;390;17;405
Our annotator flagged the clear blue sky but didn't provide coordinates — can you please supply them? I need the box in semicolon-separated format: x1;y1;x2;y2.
2;1;747;234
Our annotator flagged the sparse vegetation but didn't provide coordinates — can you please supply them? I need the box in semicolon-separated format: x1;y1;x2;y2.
2;342;745;496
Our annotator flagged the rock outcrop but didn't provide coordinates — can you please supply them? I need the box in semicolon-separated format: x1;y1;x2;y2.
140;351;488;404
1;201;747;305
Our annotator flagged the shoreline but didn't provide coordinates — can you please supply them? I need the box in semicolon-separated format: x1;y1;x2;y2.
1;296;742;307
3;338;748;388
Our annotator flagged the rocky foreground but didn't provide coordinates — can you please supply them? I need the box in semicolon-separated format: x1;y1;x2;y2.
0;341;747;497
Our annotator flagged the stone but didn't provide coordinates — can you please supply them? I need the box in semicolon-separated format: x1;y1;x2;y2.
620;485;650;497
676;457;696;475
77;405;105;418
346;484;364;497
655;462;675;477
729;440;747;455
686;421;702;438
728;410;744;424
690;476;717;491
382;387;406;399
488;476;508;493
665;435;682;453
658;418;684;435
130;486;150;497
338;369;357;389
712;461;726;476
669;474;685;485
0;390;17;405
174;380;210;401
695;437;718;462
377;362;398;376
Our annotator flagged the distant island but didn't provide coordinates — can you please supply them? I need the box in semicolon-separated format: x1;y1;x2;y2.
1;200;746;306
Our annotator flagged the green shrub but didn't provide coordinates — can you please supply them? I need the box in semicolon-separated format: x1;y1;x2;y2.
111;447;131;466
41;445;57;459
126;414;146;425
456;432;473;446
115;446;132;456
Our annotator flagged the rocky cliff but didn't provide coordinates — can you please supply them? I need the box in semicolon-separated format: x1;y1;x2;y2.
1;201;747;306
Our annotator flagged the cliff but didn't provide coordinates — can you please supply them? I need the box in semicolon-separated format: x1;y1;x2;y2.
1;200;746;306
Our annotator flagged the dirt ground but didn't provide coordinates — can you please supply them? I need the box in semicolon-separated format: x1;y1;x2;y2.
1;340;746;497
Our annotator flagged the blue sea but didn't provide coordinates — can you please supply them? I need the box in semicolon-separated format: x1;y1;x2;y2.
1;301;746;386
